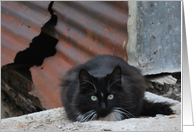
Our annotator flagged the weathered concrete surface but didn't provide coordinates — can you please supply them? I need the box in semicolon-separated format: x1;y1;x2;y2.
1;92;181;131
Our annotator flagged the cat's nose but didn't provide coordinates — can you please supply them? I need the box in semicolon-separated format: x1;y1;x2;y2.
101;102;106;110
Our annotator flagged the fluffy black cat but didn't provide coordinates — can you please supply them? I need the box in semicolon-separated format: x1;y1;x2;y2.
60;55;173;122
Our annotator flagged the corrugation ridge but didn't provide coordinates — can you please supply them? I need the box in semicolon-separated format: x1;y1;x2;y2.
56;37;92;65
54;1;128;39
41;53;71;76
57;29;111;55
1;16;40;42
61;1;128;32
55;28;114;66
17;1;50;14
55;27;119;60
1;46;16;66
2;1;50;31
57;33;97;58
1;33;28;52
56;48;78;66
103;1;128;13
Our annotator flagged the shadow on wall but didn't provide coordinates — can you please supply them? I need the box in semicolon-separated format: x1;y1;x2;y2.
1;1;59;118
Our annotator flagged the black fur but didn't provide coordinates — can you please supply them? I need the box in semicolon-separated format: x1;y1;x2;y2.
60;55;173;122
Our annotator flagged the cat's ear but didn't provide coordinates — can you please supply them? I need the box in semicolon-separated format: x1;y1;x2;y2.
79;69;92;85
110;66;122;83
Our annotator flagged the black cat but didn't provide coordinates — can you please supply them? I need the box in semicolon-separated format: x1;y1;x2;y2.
60;55;173;122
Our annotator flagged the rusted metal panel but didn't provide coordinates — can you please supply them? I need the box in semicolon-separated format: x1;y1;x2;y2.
1;1;129;110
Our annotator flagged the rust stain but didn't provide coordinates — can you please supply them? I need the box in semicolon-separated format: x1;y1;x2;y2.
101;23;115;32
86;28;94;41
154;50;158;54
1;46;15;66
1;14;20;25
6;9;9;15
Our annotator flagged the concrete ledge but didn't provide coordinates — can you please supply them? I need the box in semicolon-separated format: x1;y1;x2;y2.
1;92;181;131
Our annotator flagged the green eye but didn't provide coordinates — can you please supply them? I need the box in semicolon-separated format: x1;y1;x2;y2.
91;96;97;101
107;94;114;100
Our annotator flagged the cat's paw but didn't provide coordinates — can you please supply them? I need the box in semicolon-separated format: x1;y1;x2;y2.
165;107;174;115
163;104;174;115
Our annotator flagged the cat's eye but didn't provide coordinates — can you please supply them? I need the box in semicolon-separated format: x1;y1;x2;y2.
107;94;114;100
91;96;97;101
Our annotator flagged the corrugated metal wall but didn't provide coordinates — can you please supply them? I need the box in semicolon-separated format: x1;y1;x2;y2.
1;1;129;110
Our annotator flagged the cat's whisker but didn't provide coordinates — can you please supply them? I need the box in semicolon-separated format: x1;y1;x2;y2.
107;79;121;92
122;108;135;118
81;86;96;92
118;108;136;118
90;113;97;121
78;111;91;122
113;107;136;118
81;112;92;122
113;109;129;119
87;111;97;121
76;111;84;121
83;111;96;122
81;80;97;92
84;112;95;122
77;110;97;122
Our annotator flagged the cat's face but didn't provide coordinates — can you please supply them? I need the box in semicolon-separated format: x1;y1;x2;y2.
74;66;126;122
